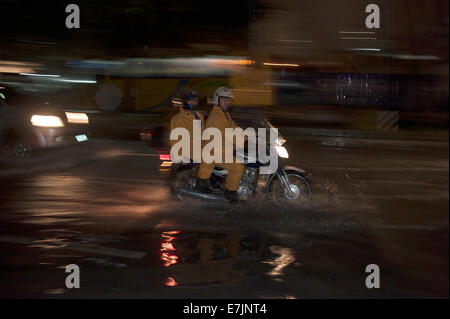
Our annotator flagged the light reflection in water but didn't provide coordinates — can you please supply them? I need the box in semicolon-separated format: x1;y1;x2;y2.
23;173;174;219
161;242;175;251
160;231;181;286
161;252;178;267
263;245;296;280
165;277;178;287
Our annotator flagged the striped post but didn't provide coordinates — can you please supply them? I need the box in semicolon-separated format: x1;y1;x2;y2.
377;111;399;132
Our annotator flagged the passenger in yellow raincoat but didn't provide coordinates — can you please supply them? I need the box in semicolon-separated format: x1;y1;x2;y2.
170;90;204;161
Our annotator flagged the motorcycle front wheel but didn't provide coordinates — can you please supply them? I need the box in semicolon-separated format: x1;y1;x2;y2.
266;171;312;205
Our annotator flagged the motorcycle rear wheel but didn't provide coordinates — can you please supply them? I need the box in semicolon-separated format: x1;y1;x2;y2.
171;167;196;201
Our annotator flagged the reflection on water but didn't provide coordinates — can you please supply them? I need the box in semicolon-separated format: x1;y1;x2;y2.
165;277;178;287
27;175;89;208
263;245;296;281
1;171;177;226
160;231;180;268
21;217;80;225
160;231;180;286
44;288;66;295
159;230;297;288
29;237;69;250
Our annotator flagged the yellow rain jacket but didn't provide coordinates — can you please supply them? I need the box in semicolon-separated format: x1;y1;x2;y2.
197;105;245;191
170;107;205;160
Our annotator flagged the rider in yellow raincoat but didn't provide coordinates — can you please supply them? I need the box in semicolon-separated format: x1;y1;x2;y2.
196;87;245;203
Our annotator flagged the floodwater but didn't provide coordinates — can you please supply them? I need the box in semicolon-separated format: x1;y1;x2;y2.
0;138;448;298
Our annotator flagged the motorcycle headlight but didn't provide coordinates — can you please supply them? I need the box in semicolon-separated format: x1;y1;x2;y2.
31;115;64;127
275;136;286;146
276;145;289;158
65;112;89;124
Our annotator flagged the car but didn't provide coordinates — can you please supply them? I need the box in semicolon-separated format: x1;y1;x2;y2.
0;88;90;158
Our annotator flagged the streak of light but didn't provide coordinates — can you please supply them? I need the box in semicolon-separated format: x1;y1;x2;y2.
20;73;60;77
340;37;377;40
339;31;376;34
278;39;312;43
263;62;299;67
60;79;97;83
160;161;173;168
348;48;381;51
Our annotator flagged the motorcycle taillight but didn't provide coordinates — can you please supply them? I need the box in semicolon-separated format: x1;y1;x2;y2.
159;154;171;161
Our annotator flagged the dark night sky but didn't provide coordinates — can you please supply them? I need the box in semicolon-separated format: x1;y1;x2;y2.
0;0;252;57
0;0;447;72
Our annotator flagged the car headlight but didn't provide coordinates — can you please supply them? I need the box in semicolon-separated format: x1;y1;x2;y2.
65;112;89;124
275;145;289;158
31;115;64;127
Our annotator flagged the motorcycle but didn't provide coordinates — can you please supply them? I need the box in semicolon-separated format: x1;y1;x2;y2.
162;119;312;205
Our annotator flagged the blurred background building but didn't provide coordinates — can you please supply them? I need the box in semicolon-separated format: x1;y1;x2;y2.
0;0;448;133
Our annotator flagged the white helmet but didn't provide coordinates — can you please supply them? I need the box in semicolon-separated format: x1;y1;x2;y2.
213;86;234;105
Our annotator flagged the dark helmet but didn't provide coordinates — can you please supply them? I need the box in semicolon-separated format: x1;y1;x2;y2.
182;89;199;110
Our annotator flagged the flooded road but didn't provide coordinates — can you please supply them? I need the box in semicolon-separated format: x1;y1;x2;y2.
0;138;448;298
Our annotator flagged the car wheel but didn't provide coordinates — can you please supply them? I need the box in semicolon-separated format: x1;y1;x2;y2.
7;134;33;158
13;140;32;158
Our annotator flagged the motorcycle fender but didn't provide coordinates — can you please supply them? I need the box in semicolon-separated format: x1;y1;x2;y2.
281;165;305;174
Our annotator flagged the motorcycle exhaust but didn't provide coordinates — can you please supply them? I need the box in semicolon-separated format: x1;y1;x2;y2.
176;188;225;201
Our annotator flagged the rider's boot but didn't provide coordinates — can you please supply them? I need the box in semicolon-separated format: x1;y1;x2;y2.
224;190;239;203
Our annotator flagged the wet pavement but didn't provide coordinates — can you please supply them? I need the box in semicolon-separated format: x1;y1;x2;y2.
0;137;448;298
